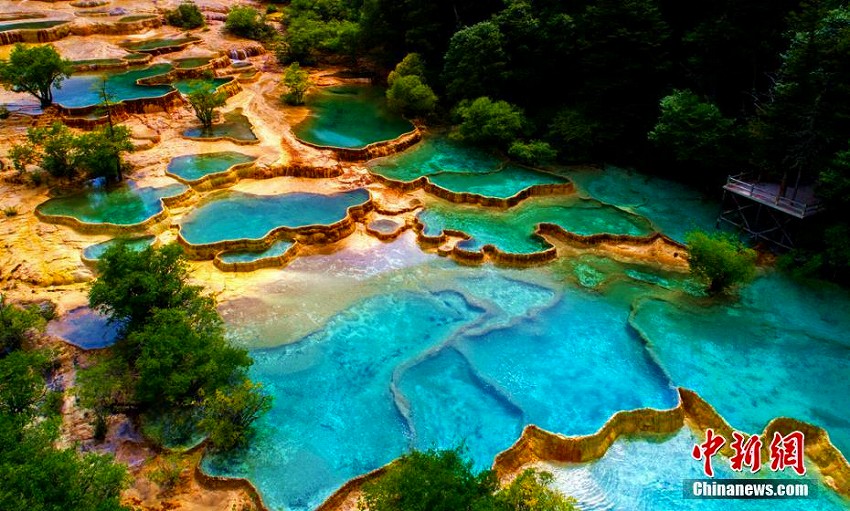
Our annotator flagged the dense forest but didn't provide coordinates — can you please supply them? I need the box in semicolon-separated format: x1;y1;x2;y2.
261;0;850;283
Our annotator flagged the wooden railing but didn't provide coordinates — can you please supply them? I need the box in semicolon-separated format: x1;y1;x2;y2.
724;174;824;218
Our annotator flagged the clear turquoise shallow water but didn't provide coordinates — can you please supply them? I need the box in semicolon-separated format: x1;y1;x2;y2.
218;240;294;264
37;182;186;225
51;64;174;109
630;274;850;456
166;151;256;182
369;135;567;198
183;109;258;141
566;166;718;242
417;195;654;253
292;85;414;149
546;429;849;511
82;236;155;260
179;189;369;245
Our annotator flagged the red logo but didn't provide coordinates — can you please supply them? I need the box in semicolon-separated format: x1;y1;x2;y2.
692;430;806;477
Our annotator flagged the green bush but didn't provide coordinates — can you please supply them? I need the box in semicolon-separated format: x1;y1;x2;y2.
282;62;310;105
225;6;276;41
0;296;45;355
508;140;557;165
451;97;526;147
360;448;577;511
186;82;227;128
199;380;272;451
686;230;757;294
386;53;437;117
165;1;205;29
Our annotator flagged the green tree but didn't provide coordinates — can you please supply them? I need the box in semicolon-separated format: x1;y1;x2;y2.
129;308;251;409
360;447;498;511
0;350;49;420
280;0;362;64
686;230;757;294
0;44;73;108
547;107;602;162
89;243;209;334
0;297;45;356
225;5;275;41
648;90;738;179
186;82;228;129
77;125;133;182
492;469;578;511
282;62;311;105
198;379;272;451
508;140;557;166
386;53;437;117
165;1;206;29
0;348;129;511
442;22;508;101
451;97;526;147
27;122;79;179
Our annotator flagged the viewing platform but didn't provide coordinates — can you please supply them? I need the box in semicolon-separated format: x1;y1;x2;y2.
718;174;824;249
723;174;824;219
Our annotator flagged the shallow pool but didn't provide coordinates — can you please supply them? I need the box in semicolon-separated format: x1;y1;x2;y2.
179;189;369;245
37;182;186;225
167;152;256;182
292;85;414;149
51;64;174;109
417;195;654;253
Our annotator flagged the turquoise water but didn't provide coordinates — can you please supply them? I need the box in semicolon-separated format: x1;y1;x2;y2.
179;189;369;245
218;240;295;264
546;429;849;510
51;64;174;109
172;78;232;95
566;166;718;242
207;270;679;510
427;165;565;198
370;135;502;180
292;85;414;149
0;20;67;31
369;135;567;198
417;195;654;253
203;224;850;510
166;152;256;182
630;274;850;456
37;182;186;225
82;236;155;260
183;109;258;141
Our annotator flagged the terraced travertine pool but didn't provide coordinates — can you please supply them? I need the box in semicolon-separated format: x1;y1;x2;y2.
292;85;414;148
179;189;370;245
369;134;569;198
166;152;257;182
36;115;850;510
51;64;175;109
36;181;186;225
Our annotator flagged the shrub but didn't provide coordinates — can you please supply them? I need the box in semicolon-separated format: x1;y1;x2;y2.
451;97;526;147
165;1;205;29
186;82;227;129
225;6;275;41
282;62;310;105
199;380;272;451
0;296;46;355
386;53;437;118
508;140;557;165
686;229;757;294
